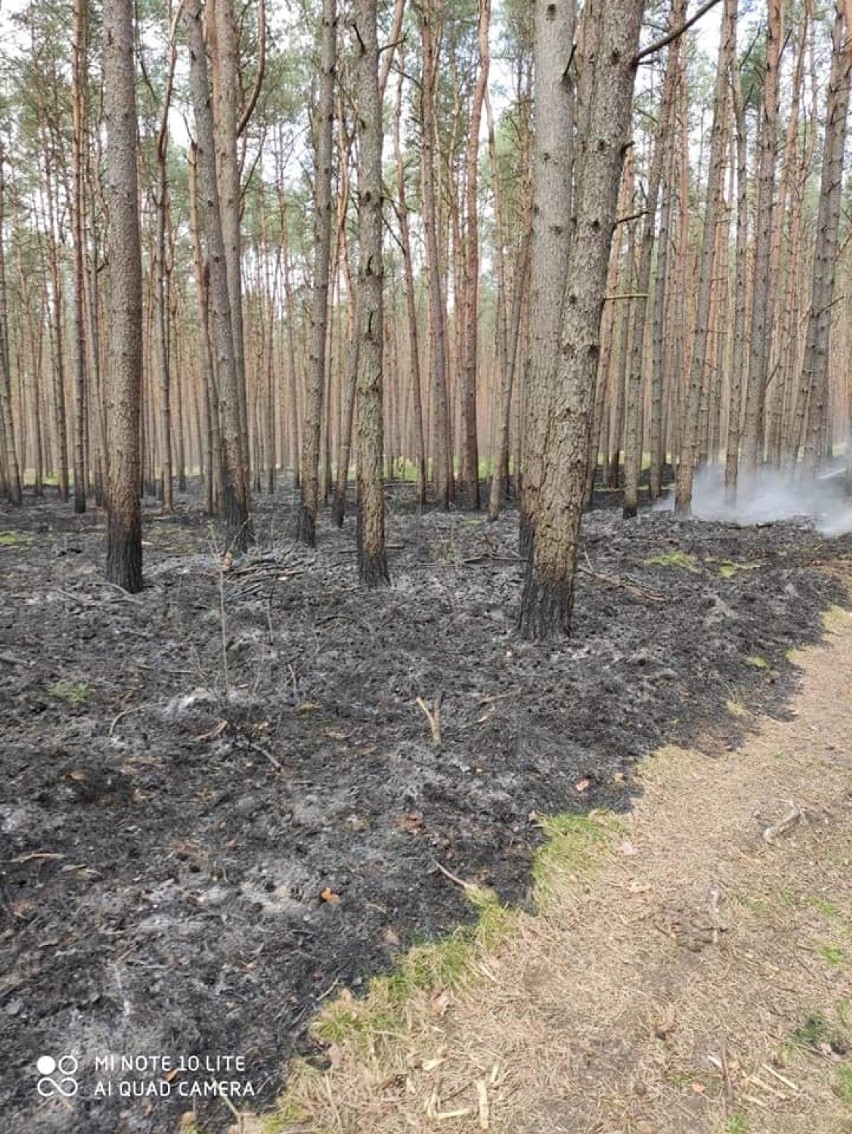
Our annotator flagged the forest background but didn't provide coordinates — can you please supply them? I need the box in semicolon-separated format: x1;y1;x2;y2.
0;0;850;633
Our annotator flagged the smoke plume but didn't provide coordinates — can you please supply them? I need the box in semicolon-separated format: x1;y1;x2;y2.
656;464;852;537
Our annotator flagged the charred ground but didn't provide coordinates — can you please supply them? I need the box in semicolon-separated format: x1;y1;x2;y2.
1;482;850;1133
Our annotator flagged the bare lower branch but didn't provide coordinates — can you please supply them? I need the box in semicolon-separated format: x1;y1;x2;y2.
636;0;725;64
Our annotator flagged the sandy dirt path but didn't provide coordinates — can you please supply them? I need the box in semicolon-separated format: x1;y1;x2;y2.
275;602;852;1134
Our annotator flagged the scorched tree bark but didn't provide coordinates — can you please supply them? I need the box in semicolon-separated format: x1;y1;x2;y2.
103;0;143;592
519;0;645;639
353;0;389;587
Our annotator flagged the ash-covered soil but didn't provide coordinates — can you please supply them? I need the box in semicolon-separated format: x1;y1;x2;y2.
1;482;849;1134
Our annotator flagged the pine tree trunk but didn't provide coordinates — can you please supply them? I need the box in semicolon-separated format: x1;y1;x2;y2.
740;0;782;476
154;161;174;512
519;0;644;639
674;0;735;514
519;0;576;558
298;0;336;545
210;0;249;476
0;145;21;505
392;47;426;505
622;16;678;519
458;0;490;510
487;74;530;521
104;0;143;592
278;178;302;487
185;0;252;551
724;51;749;502
420;0;453;510
71;0;88;514
353;0;389;587
331;215;358;528
801;0;851;479
188;143;220;515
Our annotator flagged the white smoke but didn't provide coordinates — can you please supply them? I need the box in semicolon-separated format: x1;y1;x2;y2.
656;463;852;537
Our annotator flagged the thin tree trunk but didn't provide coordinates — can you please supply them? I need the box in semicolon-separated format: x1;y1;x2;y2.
353;0;389;587
331;188;357;528
210;0;249;476
151;12;179;512
392;47;426;505
278;175;302;487
188;141;221;515
622;49;674;518
607;212;635;490
458;0;490;509
420;0;453;509
298;0;337;545
185;0;252;551
740;0;782;475
801;0;851;478
649;142;675;498
84;179;106;505
104;0;143;592
0;145;21;505
674;0;735;514
724;46;749;501
44;168;70;502
487;81;530;521
71;0;88;513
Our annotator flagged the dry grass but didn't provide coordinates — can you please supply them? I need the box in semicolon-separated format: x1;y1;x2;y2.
243;605;852;1134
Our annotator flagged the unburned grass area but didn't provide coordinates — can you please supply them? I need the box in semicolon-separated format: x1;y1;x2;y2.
267;610;852;1134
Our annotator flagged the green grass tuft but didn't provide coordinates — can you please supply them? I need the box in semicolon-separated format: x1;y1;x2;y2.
810;897;841;918
834;1064;852;1104
643;550;700;573
791;1012;831;1051
532;812;614;900
726;1114;750;1134
311;885;517;1053
817;943;847;967
717;560;761;579
737;894;771;917
48;680;90;705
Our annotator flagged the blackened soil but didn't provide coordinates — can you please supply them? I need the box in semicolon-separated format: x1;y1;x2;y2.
1;483;850;1134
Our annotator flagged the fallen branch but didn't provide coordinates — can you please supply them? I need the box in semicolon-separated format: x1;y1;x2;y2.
434;860;476;893
760;1064;798;1092
746;1073;790;1099
9;852;65;864
476;1079;490;1130
476;690;521;706
241;737;283;772
416;693;443;747
762;801;803;843
708;881;724;946
109;703;155;736
741;1093;770;1108
720;1041;734;1112
91;580;145;604
580;553;669;603
461;553;524;566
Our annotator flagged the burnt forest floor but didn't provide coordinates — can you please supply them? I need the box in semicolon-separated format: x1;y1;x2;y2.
1;478;850;1134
